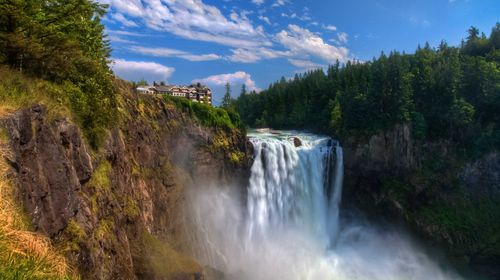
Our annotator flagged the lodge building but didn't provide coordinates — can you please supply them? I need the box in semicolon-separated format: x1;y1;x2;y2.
136;84;212;105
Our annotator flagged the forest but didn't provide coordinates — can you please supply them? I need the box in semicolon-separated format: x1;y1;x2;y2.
236;24;500;157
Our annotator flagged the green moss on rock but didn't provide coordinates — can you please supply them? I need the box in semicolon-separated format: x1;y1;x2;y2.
132;231;202;279
88;160;111;191
63;219;86;252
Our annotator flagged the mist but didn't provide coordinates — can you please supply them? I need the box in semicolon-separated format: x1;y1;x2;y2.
187;131;462;280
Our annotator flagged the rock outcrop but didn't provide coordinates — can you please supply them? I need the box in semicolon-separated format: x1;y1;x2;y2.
342;123;500;279
0;85;250;280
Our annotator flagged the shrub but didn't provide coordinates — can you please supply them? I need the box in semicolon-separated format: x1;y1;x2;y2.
163;96;241;131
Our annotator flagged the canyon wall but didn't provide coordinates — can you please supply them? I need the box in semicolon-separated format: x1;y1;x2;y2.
0;85;250;280
342;124;500;278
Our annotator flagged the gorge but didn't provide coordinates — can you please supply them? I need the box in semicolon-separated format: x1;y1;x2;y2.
189;130;463;280
0;69;496;279
0;2;498;278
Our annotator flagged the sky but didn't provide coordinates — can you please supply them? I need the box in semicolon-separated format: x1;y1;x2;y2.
101;0;500;104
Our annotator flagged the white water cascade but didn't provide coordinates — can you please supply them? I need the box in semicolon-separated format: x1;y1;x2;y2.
190;130;462;280
246;130;343;249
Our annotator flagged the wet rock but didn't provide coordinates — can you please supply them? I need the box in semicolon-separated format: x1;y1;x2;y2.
292;137;302;147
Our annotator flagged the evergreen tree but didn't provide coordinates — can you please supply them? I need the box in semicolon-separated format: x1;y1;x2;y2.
136;79;148;86
222;82;233;108
235;24;500;154
0;0;115;148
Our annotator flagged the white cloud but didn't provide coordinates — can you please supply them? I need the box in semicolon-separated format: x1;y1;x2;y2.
288;59;322;69
193;71;260;92
252;0;265;5
110;13;138;27
227;47;290;63
101;1;353;66
130;46;221;61
276;24;349;62
110;59;175;83
272;0;287;7
108;35;136;44
106;29;147;37
102;0;144;17
281;11;311;21
409;16;431;28
323;25;337;31
299;13;312;21
258;15;271;25
281;12;297;18
337;32;349;44
100;0;270;48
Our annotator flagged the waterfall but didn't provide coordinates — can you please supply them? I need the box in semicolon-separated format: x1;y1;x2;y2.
246;131;343;250
189;130;463;280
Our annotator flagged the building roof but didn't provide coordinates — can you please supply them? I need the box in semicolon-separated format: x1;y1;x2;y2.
155;85;173;91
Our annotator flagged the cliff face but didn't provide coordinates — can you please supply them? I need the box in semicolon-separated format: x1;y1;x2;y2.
342;124;500;278
0;85;250;280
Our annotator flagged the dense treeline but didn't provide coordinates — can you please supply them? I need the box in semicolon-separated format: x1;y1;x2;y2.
0;0;114;148
236;25;500;156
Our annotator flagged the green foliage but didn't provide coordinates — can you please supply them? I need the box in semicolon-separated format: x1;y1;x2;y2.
417;196;500;257
0;66;70;117
236;24;500;155
136;79;148;86
381;179;412;205
221;82;234;109
410;111;427;139
164;96;242;131
0;66;114;148
0;0;116;149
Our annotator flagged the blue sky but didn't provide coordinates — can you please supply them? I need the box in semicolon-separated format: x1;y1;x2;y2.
101;0;499;104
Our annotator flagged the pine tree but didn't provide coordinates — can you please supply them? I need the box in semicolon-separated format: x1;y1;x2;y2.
222;82;233;108
0;0;115;148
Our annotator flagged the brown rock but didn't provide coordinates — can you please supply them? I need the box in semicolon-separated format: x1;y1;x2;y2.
0;89;250;280
292;137;302;147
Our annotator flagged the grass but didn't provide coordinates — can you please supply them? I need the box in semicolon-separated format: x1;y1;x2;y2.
0;125;74;279
0;65;115;150
0;66;72;123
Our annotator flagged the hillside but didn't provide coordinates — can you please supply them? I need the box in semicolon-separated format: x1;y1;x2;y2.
0;66;250;279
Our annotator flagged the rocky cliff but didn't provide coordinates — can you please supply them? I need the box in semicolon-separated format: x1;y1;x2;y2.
342;124;500;279
0;81;250;279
